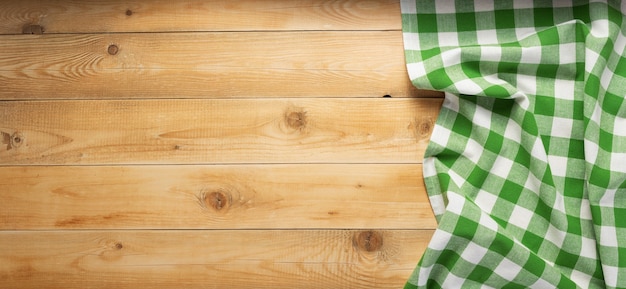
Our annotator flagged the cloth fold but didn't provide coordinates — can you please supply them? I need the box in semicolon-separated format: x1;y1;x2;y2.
401;1;626;288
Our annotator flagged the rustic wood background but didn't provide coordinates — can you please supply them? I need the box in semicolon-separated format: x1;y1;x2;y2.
0;0;442;288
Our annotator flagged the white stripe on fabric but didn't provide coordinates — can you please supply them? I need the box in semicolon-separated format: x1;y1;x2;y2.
558;43;577;64
407;62;427;79
417;264;433;287
477;30;499;45
545;223;566;248
554;79;576;100
590;19;610;38
446;190;466;215
611;153;626;173
599;189;617;207
510;205;534;230
442;273;467;288
473;104;493;130
480;46;503;62
521;46;543;64
403;32;421;50
492;156;514;179
473;1;494;12
439;32;460;47
494;258;523;281
504;118;523;143
603;265;619;288
428;229;454;251
442;48;463;67
461;241;489;264
475;189;498;214
435;0;456;13
551;117;574;138
516;74;538;95
455;79;486;95
580;236;598;259
400;0;416;13
569;269;593;289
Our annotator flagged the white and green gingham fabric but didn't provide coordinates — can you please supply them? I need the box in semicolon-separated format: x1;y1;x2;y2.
401;1;626;288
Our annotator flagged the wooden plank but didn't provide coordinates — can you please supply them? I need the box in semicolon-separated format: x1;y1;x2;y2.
0;98;441;165
0;31;441;99
0;229;432;289
0;0;402;34
0;164;436;230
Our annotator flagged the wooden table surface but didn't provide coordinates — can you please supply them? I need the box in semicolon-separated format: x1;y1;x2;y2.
0;1;442;287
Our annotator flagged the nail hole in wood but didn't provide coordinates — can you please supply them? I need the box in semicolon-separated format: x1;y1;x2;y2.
108;44;119;55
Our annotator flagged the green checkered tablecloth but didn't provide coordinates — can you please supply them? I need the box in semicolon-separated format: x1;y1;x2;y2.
401;1;626;288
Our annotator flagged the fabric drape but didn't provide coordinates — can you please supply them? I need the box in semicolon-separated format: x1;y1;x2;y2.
401;1;626;288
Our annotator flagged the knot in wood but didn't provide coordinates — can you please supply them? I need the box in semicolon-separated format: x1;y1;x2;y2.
418;119;432;136
22;24;44;34
126;9;133;16
99;239;125;261
410;117;433;139
354;230;383;252
10;132;24;148
201;190;230;212
108;44;119;55
285;111;307;130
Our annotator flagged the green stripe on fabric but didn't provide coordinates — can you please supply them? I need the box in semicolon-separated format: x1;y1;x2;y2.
401;0;626;288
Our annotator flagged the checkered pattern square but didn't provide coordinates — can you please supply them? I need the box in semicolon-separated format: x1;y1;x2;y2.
402;1;626;288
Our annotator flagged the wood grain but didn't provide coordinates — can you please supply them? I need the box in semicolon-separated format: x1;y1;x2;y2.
0;229;433;289
0;0;401;34
0;98;441;165
0;31;441;99
0;164;436;230
0;2;439;288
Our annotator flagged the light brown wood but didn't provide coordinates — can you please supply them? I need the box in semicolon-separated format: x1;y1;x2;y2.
0;164;437;230
0;1;440;287
0;229;433;289
0;31;442;99
0;0;401;34
0;98;441;165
